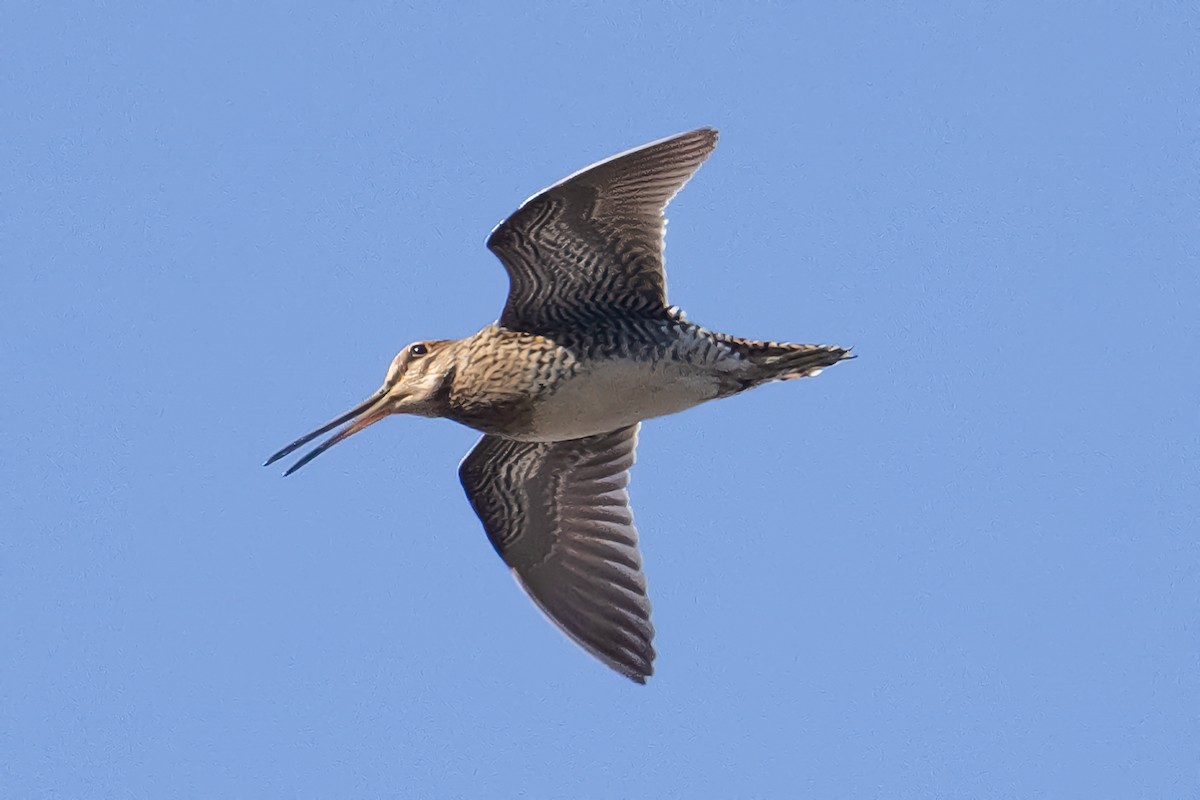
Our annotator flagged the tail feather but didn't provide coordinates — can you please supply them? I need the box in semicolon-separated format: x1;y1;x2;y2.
754;342;853;381
716;334;854;385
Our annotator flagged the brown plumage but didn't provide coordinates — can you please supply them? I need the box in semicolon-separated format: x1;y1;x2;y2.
266;128;852;683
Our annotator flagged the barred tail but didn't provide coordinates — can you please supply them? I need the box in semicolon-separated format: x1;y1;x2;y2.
718;335;854;386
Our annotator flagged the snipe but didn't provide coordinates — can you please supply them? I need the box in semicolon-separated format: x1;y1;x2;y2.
266;128;852;683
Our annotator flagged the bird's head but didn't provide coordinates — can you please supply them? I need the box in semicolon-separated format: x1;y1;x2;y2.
264;339;456;475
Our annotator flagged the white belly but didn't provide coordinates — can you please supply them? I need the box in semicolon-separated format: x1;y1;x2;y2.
528;358;720;441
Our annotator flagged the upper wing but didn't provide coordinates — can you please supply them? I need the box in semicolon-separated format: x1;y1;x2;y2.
487;128;718;332
458;425;654;683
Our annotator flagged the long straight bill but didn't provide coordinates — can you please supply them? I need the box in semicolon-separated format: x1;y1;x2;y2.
264;390;387;472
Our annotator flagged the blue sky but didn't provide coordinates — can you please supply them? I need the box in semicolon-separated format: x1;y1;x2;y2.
3;2;1197;797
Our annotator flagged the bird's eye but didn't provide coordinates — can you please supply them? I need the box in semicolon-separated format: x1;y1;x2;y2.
409;343;428;358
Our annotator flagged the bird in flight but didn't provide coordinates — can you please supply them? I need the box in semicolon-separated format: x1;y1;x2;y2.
266;128;851;683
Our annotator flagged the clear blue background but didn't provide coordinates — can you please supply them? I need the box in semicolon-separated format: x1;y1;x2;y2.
4;3;1197;797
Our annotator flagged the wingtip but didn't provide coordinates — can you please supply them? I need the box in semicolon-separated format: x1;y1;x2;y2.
681;126;719;152
619;655;654;685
